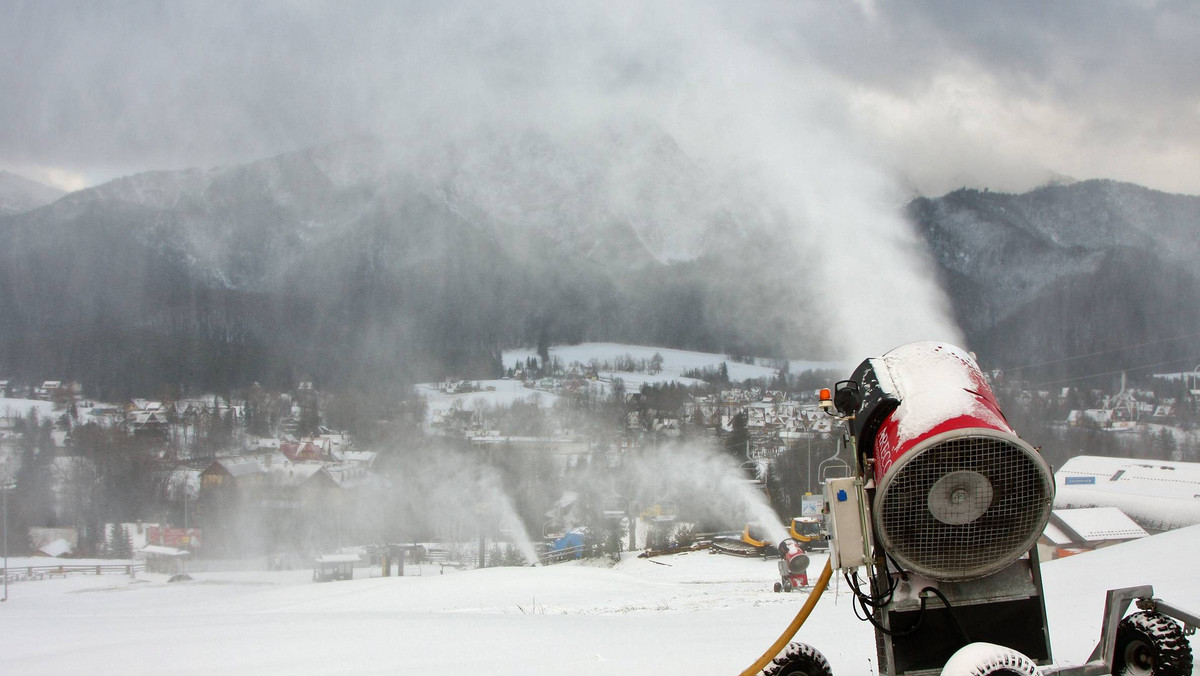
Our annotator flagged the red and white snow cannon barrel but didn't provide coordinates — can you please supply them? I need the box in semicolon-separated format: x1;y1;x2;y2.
836;342;1054;581
775;539;810;592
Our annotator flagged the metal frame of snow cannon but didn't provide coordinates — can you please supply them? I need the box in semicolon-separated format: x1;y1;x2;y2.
1045;585;1199;676
812;343;1197;676
825;344;1055;675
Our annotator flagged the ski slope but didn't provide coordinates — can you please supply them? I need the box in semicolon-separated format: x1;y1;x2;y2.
416;343;845;427
503;342;844;385
1;526;1197;674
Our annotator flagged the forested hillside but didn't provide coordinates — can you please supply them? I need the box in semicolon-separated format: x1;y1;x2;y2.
0;135;812;398
2;142;1197;400
911;180;1200;383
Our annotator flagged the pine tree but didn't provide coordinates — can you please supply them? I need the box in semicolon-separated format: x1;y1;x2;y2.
727;412;750;460
1157;428;1179;460
108;524;133;559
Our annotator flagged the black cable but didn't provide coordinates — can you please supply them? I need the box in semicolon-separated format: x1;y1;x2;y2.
842;565;974;641
844;568;895;609
845;568;924;637
862;593;926;637
919;586;972;644
884;551;908;579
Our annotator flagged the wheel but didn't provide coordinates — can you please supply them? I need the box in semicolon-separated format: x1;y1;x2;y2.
762;642;831;676
774;581;783;593
782;578;794;593
762;642;832;676
940;642;1039;676
1112;611;1193;676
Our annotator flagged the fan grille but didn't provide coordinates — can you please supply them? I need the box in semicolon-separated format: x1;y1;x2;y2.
875;433;1052;580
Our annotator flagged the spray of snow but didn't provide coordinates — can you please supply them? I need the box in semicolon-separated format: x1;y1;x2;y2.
481;472;540;565
622;441;788;546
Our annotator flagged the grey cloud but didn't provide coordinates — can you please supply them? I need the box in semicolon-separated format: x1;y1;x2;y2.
2;1;1197;194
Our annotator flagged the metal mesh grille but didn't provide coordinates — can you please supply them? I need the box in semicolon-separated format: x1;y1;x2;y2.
876;434;1052;580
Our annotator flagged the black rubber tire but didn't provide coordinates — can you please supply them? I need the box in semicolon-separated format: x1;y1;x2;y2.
762;642;832;676
940;642;1039;676
1112;611;1193;676
774;581;782;593
782;578;794;593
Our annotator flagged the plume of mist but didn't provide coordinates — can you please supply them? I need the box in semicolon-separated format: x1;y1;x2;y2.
1;2;965;359
617;440;789;546
380;445;538;564
367;3;967;358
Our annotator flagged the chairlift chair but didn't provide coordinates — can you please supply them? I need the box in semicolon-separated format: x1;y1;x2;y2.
602;495;629;520
542;520;565;540
649;500;678;522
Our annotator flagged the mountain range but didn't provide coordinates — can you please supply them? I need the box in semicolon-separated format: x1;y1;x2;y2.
0;170;64;216
1;136;1197;397
911;182;1200;385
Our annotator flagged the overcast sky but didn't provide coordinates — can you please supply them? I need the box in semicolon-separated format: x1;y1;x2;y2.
1;0;1197;196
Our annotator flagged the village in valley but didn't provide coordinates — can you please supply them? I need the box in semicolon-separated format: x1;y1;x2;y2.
1;346;1198;575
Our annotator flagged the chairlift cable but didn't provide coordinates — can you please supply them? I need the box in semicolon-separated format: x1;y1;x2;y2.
1003;331;1200;372
1029;356;1199;388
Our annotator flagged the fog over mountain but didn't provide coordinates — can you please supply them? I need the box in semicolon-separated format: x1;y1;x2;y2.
0;130;823;396
1;137;1196;398
2;2;1198;396
0;170;64;216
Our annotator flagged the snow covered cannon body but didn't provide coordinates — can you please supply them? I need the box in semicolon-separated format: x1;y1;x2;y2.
823;342;1056;674
852;342;1054;583
802;342;1198;676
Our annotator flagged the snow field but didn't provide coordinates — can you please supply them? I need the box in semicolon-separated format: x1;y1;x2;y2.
2;527;1196;674
415;379;563;426
417;343;845;426
502;343;844;384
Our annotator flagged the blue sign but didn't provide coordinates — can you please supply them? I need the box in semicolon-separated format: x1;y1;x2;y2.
1065;476;1096;485
801;496;823;517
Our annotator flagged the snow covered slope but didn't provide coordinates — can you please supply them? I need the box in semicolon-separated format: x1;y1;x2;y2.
502;342;843;385
2;527;1196;674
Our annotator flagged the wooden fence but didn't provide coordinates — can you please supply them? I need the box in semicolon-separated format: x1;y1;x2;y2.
2;563;145;582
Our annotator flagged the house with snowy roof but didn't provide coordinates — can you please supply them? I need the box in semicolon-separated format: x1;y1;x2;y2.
337;450;377;467
1054;455;1200;532
280;439;331;462
1038;506;1148;560
128;409;170;438
200;456;265;490
35;380;63;401
265;459;339;491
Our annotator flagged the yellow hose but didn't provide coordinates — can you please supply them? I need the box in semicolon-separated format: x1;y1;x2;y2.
738;559;834;676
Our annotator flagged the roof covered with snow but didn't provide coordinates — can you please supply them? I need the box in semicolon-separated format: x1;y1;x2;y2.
267;462;329;486
140;545;189;557
1054;455;1200;531
1043;507;1148;545
205;457;265;478
37;538;73;557
314;554;360;564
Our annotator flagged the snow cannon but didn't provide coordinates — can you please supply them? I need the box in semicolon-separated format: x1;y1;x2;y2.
820;342;1059;674
836;342;1054;581
744;342;1198;676
773;539;810;593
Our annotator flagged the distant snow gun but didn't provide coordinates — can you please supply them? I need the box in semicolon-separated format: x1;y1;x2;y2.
742;342;1198;676
773;539;810;593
